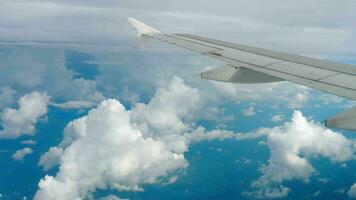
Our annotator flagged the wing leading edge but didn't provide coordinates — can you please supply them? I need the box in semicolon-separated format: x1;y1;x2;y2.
128;18;356;131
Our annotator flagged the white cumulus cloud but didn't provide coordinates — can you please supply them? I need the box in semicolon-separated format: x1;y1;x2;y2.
50;100;96;109
348;183;356;199
250;111;355;198
0;91;50;139
35;77;199;200
271;114;284;122
243;185;290;199
131;77;201;153
99;195;127;200
12;147;33;161
288;92;309;109
242;106;256;117
38;147;64;171
0;86;16;110
35;99;188;200
21;139;37;145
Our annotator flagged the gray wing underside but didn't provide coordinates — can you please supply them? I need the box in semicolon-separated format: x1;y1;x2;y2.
154;33;356;101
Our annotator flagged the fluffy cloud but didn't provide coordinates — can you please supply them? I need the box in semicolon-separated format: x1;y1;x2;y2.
131;77;200;139
35;99;188;200
242;106;256;117
250;111;355;198
12;147;33;161
348;183;356;199
287;92;309;109
35;77;199;200
38;147;64;171
99;195;127;200
21;139;37;145
0;91;50;139
243;186;290;199
186;127;264;144
271;114;284;122
188;128;237;143
50;101;96;109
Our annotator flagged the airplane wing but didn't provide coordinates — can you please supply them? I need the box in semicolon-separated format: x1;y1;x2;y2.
128;18;356;131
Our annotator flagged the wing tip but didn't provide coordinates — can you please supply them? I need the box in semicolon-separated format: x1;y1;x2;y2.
127;17;160;38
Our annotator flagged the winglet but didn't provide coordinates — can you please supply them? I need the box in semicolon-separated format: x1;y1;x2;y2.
128;18;160;38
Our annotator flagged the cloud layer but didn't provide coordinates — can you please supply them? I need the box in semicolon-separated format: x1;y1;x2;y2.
1;0;355;56
34;75;356;199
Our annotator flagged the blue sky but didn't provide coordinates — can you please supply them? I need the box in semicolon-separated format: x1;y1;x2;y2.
0;1;356;200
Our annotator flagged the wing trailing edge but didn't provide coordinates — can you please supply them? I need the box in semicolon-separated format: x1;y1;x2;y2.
201;65;283;83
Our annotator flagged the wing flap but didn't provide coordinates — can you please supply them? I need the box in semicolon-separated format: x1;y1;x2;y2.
201;65;283;83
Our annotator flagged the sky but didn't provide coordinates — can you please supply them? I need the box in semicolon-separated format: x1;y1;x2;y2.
0;0;356;200
1;0;356;54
